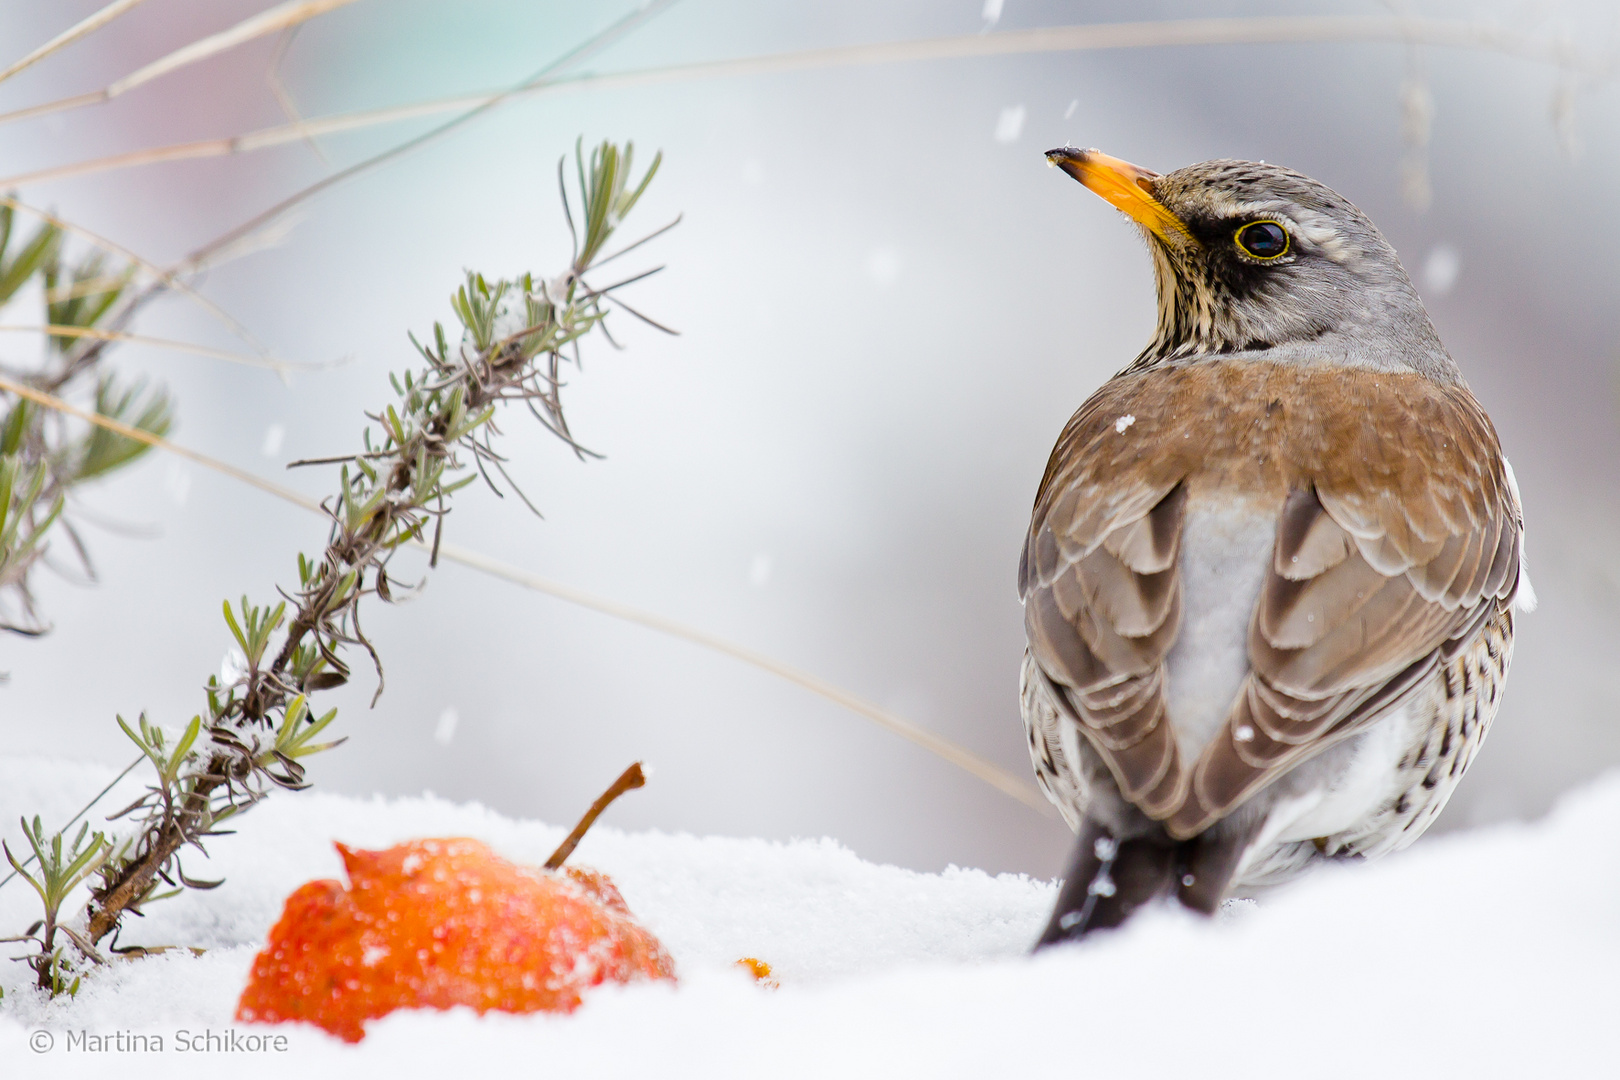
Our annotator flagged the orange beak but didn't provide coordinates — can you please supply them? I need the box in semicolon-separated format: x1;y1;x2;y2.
1046;147;1193;245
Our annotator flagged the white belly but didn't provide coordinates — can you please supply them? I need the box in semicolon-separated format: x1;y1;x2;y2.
1163;498;1276;762
1230;701;1427;889
1269;704;1420;843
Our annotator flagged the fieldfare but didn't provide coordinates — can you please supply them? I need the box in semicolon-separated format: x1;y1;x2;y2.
1021;149;1532;946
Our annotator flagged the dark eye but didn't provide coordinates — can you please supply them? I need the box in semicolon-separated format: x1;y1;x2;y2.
1235;221;1289;260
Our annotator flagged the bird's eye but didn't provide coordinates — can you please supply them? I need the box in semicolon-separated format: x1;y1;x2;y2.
1235;221;1290;260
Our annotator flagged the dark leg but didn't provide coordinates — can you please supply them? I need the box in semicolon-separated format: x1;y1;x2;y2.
1035;818;1178;949
1174;814;1264;913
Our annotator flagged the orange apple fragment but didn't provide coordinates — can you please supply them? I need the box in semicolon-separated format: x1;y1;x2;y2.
735;956;779;989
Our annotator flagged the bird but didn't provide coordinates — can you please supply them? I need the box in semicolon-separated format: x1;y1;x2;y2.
1020;148;1532;947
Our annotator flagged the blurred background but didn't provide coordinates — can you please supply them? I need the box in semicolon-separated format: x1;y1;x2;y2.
0;0;1616;879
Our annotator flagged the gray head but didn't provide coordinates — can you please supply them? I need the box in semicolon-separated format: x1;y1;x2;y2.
1046;148;1457;380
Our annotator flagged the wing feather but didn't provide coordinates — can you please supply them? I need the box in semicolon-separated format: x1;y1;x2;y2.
1023;478;1191;819
1170;479;1520;839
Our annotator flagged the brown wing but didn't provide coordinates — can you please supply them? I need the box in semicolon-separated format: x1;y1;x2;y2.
1022;482;1190;817
1020;383;1197;820
1168;425;1524;840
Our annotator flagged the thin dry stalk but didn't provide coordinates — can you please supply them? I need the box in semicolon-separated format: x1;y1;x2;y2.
0;0;362;127
0;324;318;373
182;0;678;272
0;757;143;894
432;539;1054;814
0;0;151;87
0;211;179;637
3;14;1613;189
267;26;328;165
0;195;271;360
0;372;1051;815
0;373;317;509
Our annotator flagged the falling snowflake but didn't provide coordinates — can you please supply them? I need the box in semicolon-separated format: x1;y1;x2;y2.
1423;244;1461;295
434;707;460;746
865;247;902;287
994;105;1026;143
165;459;191;505
261;423;286;456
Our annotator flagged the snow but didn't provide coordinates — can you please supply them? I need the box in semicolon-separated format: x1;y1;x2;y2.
993;104;1026;143
864;246;902;288
3;756;1618;1077
1423;243;1461;296
260;423;285;457
432;707;458;746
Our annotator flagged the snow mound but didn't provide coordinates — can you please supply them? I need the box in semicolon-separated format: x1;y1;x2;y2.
2;757;1617;1077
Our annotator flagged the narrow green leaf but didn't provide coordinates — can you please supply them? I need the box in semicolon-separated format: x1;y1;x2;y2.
221;600;249;654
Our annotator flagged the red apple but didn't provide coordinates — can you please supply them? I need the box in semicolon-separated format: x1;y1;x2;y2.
237;837;675;1042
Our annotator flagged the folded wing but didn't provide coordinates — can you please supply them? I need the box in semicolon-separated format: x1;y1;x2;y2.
1168;466;1522;838
1022;472;1192;819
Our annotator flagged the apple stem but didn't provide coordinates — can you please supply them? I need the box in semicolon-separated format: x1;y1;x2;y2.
543;762;646;870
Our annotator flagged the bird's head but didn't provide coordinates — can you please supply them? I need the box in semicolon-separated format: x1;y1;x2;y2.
1046;148;1454;378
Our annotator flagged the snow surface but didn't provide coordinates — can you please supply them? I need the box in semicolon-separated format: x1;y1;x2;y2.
2;755;1617;1077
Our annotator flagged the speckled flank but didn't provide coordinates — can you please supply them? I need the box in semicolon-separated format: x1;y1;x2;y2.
1330;605;1515;858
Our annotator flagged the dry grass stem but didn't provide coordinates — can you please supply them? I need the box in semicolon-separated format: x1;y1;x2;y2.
0;195;270;359
433;539;1054;815
0;324;319;373
0;0;362;128
3;15;1611;190
180;0;678;273
0;206;181;639
0;0;151;87
267;26;329;165
0;756;144;893
0;373;1051;815
0;373;318;510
